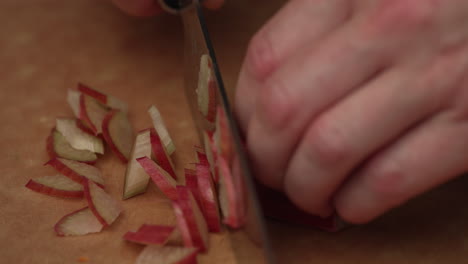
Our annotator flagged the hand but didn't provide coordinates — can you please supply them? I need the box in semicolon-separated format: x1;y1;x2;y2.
108;0;224;16
236;0;468;224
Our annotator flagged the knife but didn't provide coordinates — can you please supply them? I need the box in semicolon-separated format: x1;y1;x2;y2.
158;1;276;263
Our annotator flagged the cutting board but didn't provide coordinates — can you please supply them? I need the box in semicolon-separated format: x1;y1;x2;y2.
1;1;468;263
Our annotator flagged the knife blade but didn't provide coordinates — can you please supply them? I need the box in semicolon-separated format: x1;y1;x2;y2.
159;1;276;263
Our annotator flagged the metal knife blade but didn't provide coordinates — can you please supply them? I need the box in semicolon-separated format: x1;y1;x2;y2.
160;0;276;263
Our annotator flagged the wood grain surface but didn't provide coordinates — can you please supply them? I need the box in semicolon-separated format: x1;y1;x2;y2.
1;1;468;263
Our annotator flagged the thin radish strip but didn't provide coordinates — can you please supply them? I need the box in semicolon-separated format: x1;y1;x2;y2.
84;180;122;227
196;163;221;232
213;107;233;163
136;156;178;200
46;158;104;187
197;54;217;123
185;170;202;210
217;157;243;229
67;89;81;118
54;207;103;236
79;94;109;135
56;118;104;154
102;110;134;163
123;129;152;199
77;83;128;112
47;129;97;164
149;128;176;179
148;105;176;155
25;174;84;198
136;245;198;264
203;131;218;182
124;225;175;245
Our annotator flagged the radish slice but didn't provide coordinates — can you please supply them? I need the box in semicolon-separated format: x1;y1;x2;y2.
185;169;202;210
166;227;184;246
47;129;97;164
124;225;175;245
217;157;243;229
25;174;84;198
56;118;104;154
203;131;218;182
195;151;209;167
172;186;209;252
136;156;178;200
197;54;217;123
46;158;104;187
136;245;198;264
84;180;122;227
79;94;109;135
77;83;128;112
195;163;221;232
148;105;175;155
67;89;81;118
149;128;176;179
55;207;104;236
102;110;134;163
123;129;152;199
213;107;233;163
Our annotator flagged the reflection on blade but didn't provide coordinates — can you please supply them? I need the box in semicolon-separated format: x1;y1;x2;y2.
180;1;276;264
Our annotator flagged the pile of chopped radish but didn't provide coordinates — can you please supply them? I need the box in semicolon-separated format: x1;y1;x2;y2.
25;55;247;264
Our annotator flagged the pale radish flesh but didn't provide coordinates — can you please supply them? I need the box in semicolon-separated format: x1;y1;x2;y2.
56;117;104;154
150;128;176;179
79;94;109;135
197;54;217;123
54;207;103;236
136;156;178;200
47;129;97;163
123;129;152;199
174;186;209;252
46;158;104;187
196;163;221;232
148;105;175;155
67;88;81;118
102;110;134;163
136;245;198;264
203;131;217;182
217;157;243;229
25;174;84;198
77;83;128;112
124;225;175;245
84;180;122;226
213;107;233;163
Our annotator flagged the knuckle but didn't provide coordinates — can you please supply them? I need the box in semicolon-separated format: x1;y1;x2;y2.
245;30;278;81
304;119;350;167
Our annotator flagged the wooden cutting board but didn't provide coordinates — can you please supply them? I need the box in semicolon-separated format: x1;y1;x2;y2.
1;1;468;263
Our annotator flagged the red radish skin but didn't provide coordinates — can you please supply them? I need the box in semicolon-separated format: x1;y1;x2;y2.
174;186;209;252
84;180;122;227
54;207;103;236
77;83;128;112
148;105;175;155
136;156;178;200
213;107;233;163
172;201;195;248
197;54;217;123
217;157;243;229
75;119;96;136
25;175;84;198
203;131;218;183
149;128;176;179
124;225;175;245
102;110;134;163
47;129;97;164
195;151;209;167
196;163;221;232
185;170;202;210
46;158;104;187
136;245;198;264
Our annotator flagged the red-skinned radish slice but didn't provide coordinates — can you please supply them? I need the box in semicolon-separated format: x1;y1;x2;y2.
56;118;104;154
79;94;109;135
136;245;198;264
213;107;233;164
84;180;122;227
173;186;209;252
148;105;175;155
149;128;176;179
203;131;218;183
46;158;104;187
25;174;84;198
47;129;97;164
196;163;221;232
102;110;134;163
195;151;209;167
77;83;128;112
67;88;81;118
136;156;178;200
217;157;243;229
197;54;217;123
123;129;152;199
124;225;175;245
54;207;104;236
185;169;202;210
